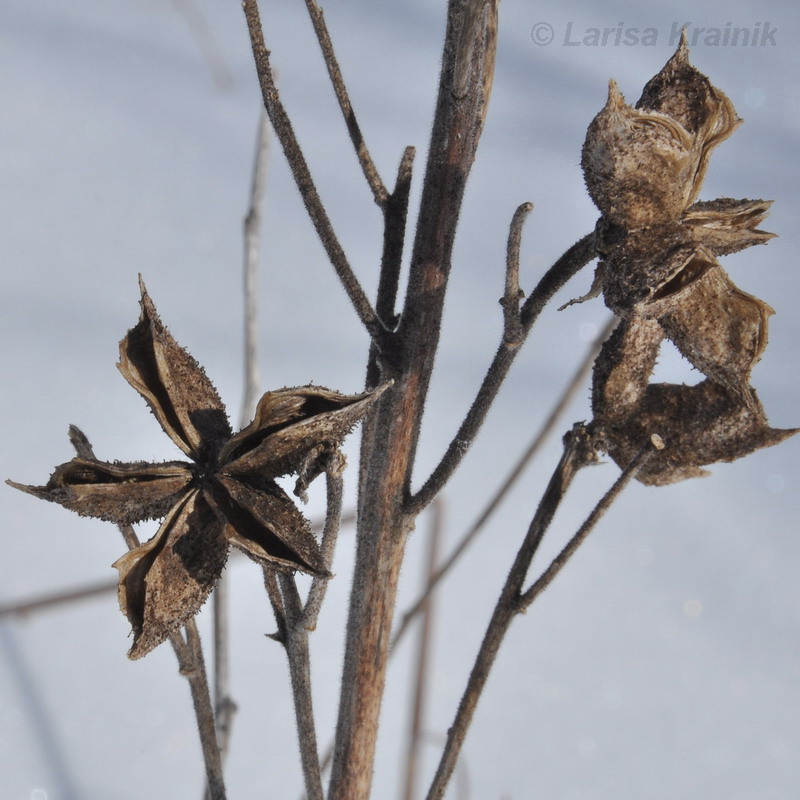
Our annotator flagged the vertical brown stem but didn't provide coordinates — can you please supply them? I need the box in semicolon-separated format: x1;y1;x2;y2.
328;3;497;799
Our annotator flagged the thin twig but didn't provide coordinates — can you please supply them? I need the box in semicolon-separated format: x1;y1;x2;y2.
167;0;233;89
176;621;226;800
0;580;117;619
425;432;662;800
402;499;443;800
500;202;533;346
302;457;345;631
304;0;388;207
424;423;599;800
212;576;236;765
68;427;226;800
264;568;287;643
518;434;664;611
277;574;325;800
391;315;616;650
242;0;385;345
240;111;270;429
408;231;598;515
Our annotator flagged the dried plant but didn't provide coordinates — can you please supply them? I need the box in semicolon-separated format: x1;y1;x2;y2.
576;32;796;484
5;6;795;800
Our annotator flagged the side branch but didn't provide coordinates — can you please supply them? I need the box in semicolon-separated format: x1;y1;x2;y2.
304;0;389;207
408;230;598;514
518;434;664;611
242;0;384;344
392;315;615;650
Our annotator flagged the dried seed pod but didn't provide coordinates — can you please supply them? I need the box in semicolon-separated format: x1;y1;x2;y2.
600;224;708;316
594;380;797;486
658;264;773;408
582;80;694;227
591;316;663;423
6;459;192;525
636;31;740;208
577;36;792;484
684;198;775;255
113;490;229;659
8;280;390;658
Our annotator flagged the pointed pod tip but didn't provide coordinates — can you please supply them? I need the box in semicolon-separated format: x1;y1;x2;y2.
676;27;689;57
604;80;627;113
5;479;39;496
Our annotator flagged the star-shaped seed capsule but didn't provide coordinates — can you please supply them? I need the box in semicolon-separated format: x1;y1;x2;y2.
8;279;387;657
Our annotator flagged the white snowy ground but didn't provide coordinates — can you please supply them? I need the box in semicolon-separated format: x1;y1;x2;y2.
2;2;799;799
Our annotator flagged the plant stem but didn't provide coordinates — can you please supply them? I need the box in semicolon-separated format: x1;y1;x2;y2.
392;315;615;650
243;0;384;344
302;462;345;631
424;432;661;800
328;4;498;798
518;434;663;610
279;574;324;800
408;231;598;515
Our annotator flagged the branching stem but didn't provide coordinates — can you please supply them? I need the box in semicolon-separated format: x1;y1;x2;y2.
242;0;384;345
424;431;660;800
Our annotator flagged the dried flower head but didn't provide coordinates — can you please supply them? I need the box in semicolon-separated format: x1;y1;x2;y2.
8;279;387;657
591;317;796;485
574;34;796;482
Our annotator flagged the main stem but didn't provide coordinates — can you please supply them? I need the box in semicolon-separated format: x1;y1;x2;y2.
327;3;497;798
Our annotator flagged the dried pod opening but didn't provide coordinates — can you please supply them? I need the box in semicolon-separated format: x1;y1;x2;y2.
651;253;713;301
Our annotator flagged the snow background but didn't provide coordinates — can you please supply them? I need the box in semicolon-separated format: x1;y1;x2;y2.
2;1;799;798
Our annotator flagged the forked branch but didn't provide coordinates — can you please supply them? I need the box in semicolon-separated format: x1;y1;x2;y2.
425;429;660;800
243;0;384;345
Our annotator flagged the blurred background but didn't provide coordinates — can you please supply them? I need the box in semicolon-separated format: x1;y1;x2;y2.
2;1;799;798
